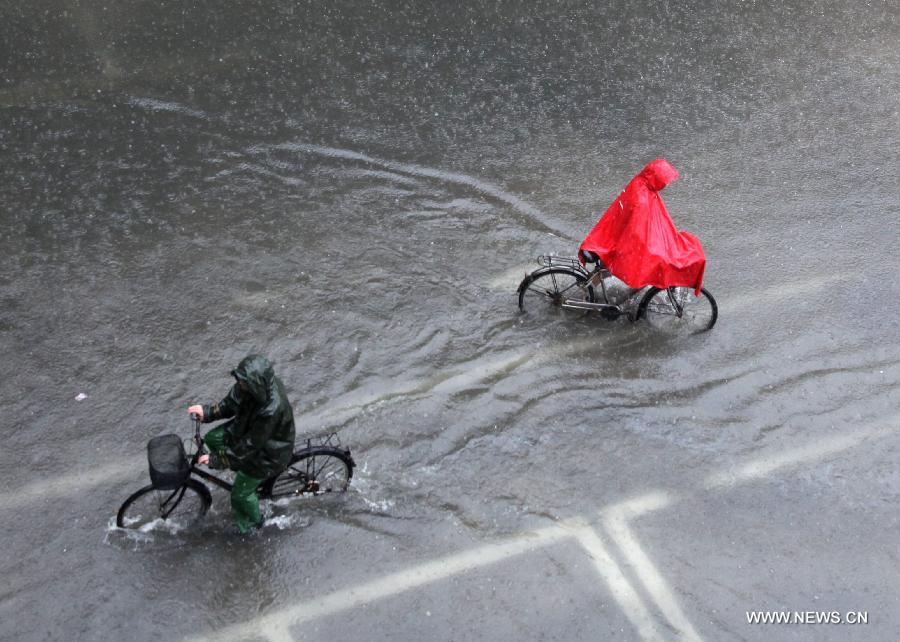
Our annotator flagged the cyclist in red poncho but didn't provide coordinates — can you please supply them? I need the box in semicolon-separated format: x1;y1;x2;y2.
578;159;705;296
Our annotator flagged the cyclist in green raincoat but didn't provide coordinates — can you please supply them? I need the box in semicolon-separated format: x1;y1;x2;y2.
188;354;296;534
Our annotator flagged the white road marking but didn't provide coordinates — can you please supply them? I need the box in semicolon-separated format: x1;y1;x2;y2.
563;519;667;642
603;494;703;642
0;461;138;512
720;272;850;314
198;523;571;642
705;420;898;489
296;348;532;429
6;407;894;640
191;418;900;640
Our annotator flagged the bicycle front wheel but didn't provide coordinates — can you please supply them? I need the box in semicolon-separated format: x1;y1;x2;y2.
116;479;211;530
262;447;354;498
517;268;594;314
637;287;718;333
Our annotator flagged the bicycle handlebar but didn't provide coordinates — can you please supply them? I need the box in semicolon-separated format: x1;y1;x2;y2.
190;416;205;455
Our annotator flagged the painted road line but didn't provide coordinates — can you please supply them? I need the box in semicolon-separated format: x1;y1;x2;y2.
705;421;898;489
190;418;900;640
603;494;703;642
563;518;667;642
198;523;572;642
1;461;139;512
721;273;851;314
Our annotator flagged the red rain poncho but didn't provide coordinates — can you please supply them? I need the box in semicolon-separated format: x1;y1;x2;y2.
578;159;705;295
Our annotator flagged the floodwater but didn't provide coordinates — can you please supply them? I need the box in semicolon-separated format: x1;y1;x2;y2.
2;1;899;640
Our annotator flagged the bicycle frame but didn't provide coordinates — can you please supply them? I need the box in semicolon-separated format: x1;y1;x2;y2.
185;419;352;495
664;287;686;318
536;255;629;315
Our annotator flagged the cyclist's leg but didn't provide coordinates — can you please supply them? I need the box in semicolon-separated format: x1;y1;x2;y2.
203;425;227;450
202;424;233;468
231;471;264;533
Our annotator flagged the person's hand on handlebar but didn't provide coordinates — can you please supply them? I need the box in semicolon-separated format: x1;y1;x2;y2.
189;405;210;465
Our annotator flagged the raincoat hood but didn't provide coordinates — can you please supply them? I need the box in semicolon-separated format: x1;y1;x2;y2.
202;353;296;480
639;158;680;192
231;354;274;404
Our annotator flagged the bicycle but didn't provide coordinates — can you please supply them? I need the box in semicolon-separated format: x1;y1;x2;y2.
517;252;718;332
116;418;355;530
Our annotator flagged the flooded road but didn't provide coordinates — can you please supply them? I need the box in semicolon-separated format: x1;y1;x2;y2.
2;1;899;640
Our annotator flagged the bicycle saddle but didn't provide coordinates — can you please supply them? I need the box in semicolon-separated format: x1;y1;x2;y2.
581;250;600;263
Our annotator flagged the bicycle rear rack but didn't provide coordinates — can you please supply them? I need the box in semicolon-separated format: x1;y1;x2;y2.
306;432;342;449
537;255;584;270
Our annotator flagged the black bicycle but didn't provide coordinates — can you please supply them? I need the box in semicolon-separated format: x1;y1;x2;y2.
517;253;717;333
116;419;355;530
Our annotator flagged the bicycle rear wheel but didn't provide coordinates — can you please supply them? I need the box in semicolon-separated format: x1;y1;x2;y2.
637;287;718;333
116;480;211;530
261;447;354;498
517;268;594;314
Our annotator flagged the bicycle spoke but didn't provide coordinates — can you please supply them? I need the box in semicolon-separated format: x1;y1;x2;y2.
313;458;336;481
273;467;306;488
160;487;187;519
560;283;584;298
117;482;210;530
313;455;337;477
524;282;557;297
641;287;716;333
519;267;593;315
310;454;349;489
524;281;572;298
647;303;679;316
308;456;330;483
265;449;352;497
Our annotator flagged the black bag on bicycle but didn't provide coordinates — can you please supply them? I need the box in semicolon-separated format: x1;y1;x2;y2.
147;434;189;490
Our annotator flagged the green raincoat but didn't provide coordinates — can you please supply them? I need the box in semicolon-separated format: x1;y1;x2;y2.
201;354;296;480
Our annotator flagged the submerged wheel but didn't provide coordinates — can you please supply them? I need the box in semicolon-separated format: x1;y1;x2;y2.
517;268;594;314
637;287;718;333
261;447;354;498
116;480;211;530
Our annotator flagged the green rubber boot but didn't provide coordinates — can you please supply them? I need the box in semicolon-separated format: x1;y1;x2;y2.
231;472;264;534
